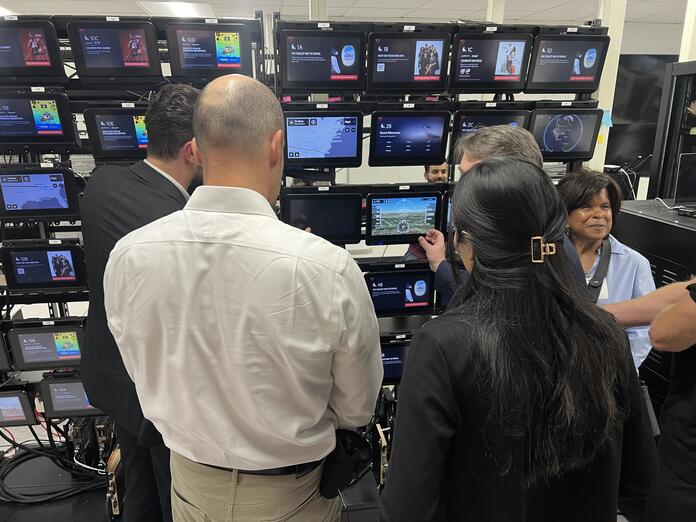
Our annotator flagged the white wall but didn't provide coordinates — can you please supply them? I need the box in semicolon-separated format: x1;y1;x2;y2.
621;23;683;55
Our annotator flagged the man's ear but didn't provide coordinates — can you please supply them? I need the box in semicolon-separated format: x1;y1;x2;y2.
190;137;203;165
269;129;284;168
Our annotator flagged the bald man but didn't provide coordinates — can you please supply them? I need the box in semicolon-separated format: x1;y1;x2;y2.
103;75;383;522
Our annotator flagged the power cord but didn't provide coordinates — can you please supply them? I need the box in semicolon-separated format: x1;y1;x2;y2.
655;198;684;211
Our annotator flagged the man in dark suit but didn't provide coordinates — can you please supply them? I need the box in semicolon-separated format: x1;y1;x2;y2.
80;84;200;522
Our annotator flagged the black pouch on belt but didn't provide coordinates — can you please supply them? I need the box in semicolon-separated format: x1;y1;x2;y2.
319;429;372;499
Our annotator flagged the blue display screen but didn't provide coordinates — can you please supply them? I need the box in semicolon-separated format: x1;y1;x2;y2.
0;98;63;137
0;173;68;211
286;115;359;160
372;114;446;160
531;112;600;154
370;195;438;237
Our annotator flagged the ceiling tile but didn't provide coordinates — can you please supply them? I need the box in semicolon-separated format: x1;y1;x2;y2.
342;6;410;17
280;4;308;15
352;0;428;8
626;0;685;17
417;0;485;9
327;5;349;16
631;9;686;23
282;0;311;5
213;4;278;17
139;1;215;16
406;8;480;20
505;10;539;20
2;0;150;14
327;0;358;7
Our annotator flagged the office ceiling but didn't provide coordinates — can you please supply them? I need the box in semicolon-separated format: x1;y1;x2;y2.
0;0;687;24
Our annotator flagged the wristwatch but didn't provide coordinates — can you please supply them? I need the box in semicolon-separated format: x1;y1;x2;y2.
688;283;696;303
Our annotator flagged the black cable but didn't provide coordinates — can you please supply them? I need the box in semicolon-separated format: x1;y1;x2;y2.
28;425;47;451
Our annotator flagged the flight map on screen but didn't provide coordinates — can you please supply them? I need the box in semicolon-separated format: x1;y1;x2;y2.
0;27;51;67
531;112;600;154
286;115;359;160
370;196;438;236
0;173;69;211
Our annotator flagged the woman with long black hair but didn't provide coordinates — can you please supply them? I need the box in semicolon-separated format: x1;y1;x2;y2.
379;157;658;522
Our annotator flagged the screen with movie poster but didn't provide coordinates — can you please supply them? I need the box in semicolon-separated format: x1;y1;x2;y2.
0;27;51;67
176;29;242;69
454;37;528;83
371;35;447;84
0;98;63;137
79;27;150;69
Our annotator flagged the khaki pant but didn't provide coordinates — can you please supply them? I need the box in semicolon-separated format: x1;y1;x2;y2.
170;452;342;522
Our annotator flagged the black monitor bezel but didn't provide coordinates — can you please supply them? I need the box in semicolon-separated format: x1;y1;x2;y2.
40;378;103;419
0;20;67;84
368;110;450;167
67;20;162;80
381;340;410;384
279;29;367;93
7;322;84;371
0;335;10;372
366;32;452;93
284;110;364;168
1;243;88;292
365;191;442;245
449;32;534;93
166;22;254;80
0;391;37;427
530;108;604;161
280;192;363;244
0;92;75;147
441;189;453;234
0;167;80;222
365;268;436;317
449;109;531;161
525;34;610;93
83;107;148;160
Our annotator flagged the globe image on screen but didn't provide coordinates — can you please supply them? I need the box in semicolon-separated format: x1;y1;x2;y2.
543;115;584;153
397;220;411;233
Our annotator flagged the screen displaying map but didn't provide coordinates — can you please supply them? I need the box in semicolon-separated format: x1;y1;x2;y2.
286;115;359;160
370;196;438;236
0;173;68;211
530;112;600;155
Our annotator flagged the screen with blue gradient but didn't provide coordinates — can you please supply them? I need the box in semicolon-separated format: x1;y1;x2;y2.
371;195;438;237
372;114;446;160
286;115;359;160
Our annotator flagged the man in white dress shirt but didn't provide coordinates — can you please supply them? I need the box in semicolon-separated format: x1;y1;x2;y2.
103;75;383;522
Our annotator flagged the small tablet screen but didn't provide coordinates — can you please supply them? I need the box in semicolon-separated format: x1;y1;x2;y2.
0;173;69;211
285;113;362;167
530;109;602;161
0;98;63;137
95;113;148;151
9;325;83;370
2;243;87;291
369;112;449;167
282;193;362;244
366;269;435;316
381;342;409;384
369;194;439;243
43;380;101;418
0;392;36;427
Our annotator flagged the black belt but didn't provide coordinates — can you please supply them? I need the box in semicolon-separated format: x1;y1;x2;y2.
208;459;322;477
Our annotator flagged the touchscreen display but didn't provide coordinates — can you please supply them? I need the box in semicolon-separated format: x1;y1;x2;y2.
78;27;151;68
530;111;601;156
0;395;28;423
0;98;63;137
16;329;81;365
48;381;97;413
366;271;434;315
382;342;408;383
95;114;148;151
284;32;362;84
455;112;528;136
0;173;69;211
454;37;528;83
286;115;359;161
11;249;78;285
371;35;447;84
530;37;608;85
283;194;362;243
371;113;448;164
0;27;51;67
370;195;438;237
176;29;242;70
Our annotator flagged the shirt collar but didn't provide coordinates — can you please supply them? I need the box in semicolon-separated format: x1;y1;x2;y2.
185;185;278;219
143;159;190;201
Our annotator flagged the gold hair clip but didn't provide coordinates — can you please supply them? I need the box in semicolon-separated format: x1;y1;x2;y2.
531;236;557;264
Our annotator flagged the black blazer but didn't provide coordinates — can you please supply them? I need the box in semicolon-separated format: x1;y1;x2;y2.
80;161;188;443
379;314;659;522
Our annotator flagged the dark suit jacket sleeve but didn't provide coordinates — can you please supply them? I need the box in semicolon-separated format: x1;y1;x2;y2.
379;329;457;522
435;260;469;307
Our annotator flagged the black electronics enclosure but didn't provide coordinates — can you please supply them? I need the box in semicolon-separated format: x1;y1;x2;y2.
0;20;67;85
0;167;80;221
449;32;533;93
0;240;87;293
0;391;37;427
369;111;450;167
381;340;409;384
0;335;10;372
40;378;103;418
365;191;441;245
284;111;363;168
280;192;363;244
67;20;162;82
365;268;435;317
449;109;531;161
442;189;453;233
83;107;148;160
279;30;366;93
0;91;75;150
525;34;610;93
529;108;603;161
166;22;254;80
7;320;84;371
367;32;451;93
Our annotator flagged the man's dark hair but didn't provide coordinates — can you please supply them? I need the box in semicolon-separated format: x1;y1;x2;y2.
145;84;200;160
557;169;623;225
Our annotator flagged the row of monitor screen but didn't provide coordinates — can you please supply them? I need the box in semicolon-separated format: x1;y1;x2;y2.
0;380;101;427
0;19;606;94
280;30;609;94
0;19;254;82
